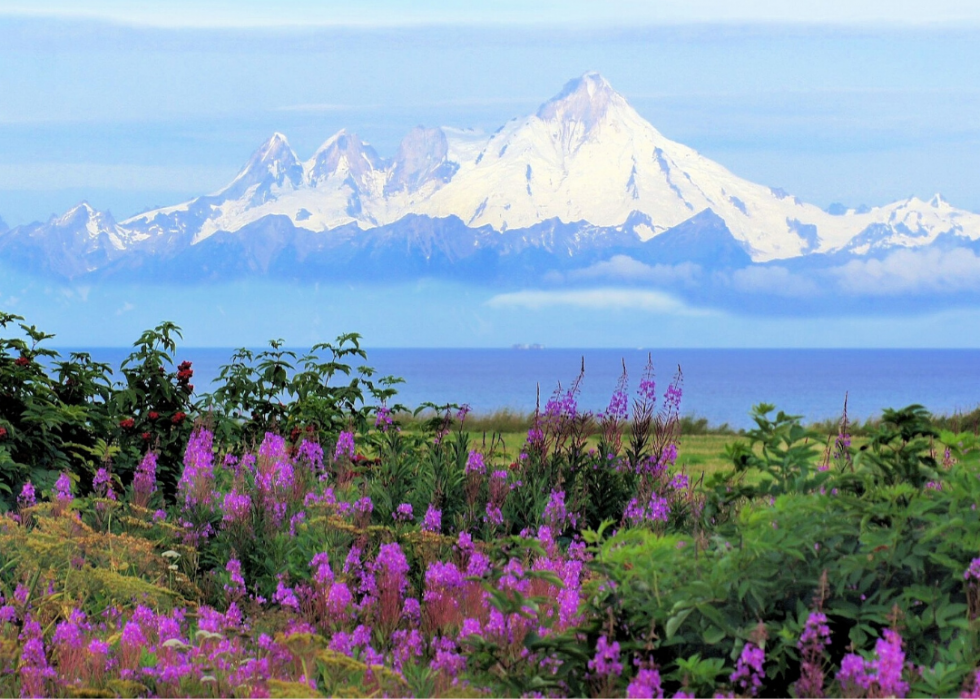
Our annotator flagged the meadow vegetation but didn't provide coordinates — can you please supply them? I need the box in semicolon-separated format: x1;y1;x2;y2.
2;312;980;698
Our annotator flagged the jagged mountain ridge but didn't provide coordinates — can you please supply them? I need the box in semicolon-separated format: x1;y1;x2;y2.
2;72;979;282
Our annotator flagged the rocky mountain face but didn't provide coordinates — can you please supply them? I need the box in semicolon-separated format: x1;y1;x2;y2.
2;72;978;283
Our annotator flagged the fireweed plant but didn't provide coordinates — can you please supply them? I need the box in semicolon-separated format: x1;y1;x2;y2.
3;318;980;696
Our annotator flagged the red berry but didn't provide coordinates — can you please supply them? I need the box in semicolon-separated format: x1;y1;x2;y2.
171;412;186;424
119;418;135;430
148;411;159;420
141;432;151;441
14;356;29;367
0;427;7;440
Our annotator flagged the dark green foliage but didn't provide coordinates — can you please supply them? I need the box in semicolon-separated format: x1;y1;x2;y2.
205;335;402;448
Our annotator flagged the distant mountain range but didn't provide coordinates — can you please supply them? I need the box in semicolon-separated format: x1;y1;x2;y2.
2;71;979;285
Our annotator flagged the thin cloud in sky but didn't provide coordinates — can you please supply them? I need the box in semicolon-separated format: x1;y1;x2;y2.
486;288;709;315
5;0;980;27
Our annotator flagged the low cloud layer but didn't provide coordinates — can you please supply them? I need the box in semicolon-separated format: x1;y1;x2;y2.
729;265;820;297
563;255;702;286
486;287;698;314
830;247;980;295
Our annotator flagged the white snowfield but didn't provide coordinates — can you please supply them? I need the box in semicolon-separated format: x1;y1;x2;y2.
116;72;980;263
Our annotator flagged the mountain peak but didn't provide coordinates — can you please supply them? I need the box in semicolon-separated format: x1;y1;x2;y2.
536;71;622;127
257;132;295;162
307;130;382;186
58;202;99;224
387;126;457;195
221;133;304;201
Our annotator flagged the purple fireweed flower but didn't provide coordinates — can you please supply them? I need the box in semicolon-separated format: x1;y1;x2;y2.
526;426;545;446
391;629;424;671
837;653;873;693
393;503;414;522
374;543;410;597
965;558;980;581
874;629;908;698
93;468;115;500
354;496;373;516
152;509;167;522
627;668;664;699
605;371;630;422
334;431;355;460
178;427;215;511
289;511;306;536
352;624;372;648
0;605;17;623
798;612;831;651
625;493;671;526
961;669;980;698
730;643;765;697
328;631;353;656
52;618;84;649
424;561;465;600
297;440;324;476
465;450;486;475
663;380;683;416
543;489;572;529
457;531;474;554
343;546;362;575
53;472;72;503
132;451;158;506
225;559;246;598
466;551;492;578
668;472;689;490
259;432;288;461
484;502;503;526
326;582;353;618
375;405;393;431
120;620;146;649
431;636;466;677
402;597;421;625
648;493;671;522
458;617;483;640
588;635;623;678
273;579;300;610
274;459;295;491
221;489;252;525
310;552;333;587
17;481;36;509
421;504;442;533
19;619;55;698
637;360;657;407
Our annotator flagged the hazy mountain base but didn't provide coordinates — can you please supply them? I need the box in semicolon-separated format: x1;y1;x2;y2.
4;209;980;324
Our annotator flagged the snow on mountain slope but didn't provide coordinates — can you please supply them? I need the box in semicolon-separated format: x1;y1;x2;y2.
0;203;148;277
94;72;980;264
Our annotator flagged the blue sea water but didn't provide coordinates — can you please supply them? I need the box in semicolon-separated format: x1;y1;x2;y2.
52;347;980;430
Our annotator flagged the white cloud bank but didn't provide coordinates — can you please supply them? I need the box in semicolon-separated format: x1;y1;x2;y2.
830;247;980;295
565;255;701;286
486;288;701;314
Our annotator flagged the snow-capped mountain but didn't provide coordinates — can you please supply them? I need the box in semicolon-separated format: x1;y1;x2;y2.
2;72;980;282
0;203;150;278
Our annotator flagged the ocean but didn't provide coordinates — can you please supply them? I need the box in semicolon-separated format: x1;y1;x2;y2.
51;347;980;430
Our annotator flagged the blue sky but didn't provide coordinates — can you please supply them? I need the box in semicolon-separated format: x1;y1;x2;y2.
7;1;980;27
2;2;980;348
